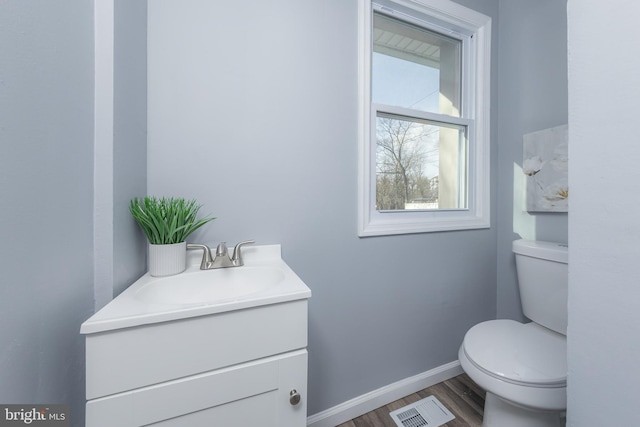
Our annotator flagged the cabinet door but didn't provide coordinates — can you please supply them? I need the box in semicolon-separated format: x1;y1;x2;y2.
275;347;308;427
86;350;307;427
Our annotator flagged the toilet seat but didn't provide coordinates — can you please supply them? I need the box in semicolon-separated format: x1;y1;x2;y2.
462;319;566;388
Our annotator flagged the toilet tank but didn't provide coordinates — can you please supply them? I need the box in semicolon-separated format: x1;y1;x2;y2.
513;239;568;335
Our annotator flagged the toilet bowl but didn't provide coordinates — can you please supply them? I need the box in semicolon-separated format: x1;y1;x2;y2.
459;240;568;427
459;320;566;427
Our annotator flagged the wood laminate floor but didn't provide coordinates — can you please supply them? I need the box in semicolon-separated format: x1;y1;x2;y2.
336;374;485;427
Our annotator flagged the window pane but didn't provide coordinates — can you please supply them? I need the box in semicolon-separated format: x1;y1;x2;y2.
375;113;467;211
372;12;462;117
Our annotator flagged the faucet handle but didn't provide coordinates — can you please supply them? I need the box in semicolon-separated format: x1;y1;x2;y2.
231;240;255;265
187;243;213;270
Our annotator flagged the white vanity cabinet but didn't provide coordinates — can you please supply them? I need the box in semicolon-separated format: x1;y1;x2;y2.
81;245;311;427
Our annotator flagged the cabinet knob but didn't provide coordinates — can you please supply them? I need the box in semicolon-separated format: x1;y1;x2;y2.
289;389;301;406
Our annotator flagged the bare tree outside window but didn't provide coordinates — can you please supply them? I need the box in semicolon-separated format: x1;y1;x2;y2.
375;115;440;210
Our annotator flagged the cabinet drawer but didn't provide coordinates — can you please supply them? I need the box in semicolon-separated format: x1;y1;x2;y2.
86;300;307;399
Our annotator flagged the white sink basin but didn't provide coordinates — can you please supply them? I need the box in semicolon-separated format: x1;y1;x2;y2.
80;244;311;334
135;266;286;305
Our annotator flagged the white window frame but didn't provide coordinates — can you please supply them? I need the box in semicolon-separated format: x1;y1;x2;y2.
358;0;491;236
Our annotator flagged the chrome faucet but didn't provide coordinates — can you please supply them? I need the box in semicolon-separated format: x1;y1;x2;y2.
187;240;255;270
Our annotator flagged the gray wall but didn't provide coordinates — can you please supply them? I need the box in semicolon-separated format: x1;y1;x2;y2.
113;0;148;297
0;1;147;426
496;0;568;321
567;1;640;425
0;1;94;424
147;0;498;415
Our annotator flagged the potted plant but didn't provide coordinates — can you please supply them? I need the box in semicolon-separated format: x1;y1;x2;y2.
130;196;215;276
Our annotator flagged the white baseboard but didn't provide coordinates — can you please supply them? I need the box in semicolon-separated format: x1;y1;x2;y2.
306;360;463;427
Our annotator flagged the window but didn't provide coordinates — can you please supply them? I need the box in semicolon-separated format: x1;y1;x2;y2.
358;0;491;236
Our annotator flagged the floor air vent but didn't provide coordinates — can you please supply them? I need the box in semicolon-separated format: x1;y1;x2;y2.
389;396;455;427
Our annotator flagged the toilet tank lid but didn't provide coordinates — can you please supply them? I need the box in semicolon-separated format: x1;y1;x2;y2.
512;239;568;264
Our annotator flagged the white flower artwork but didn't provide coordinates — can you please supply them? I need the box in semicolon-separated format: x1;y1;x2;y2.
523;124;568;212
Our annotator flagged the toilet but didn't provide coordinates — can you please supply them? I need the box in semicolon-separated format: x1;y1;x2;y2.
459;239;568;427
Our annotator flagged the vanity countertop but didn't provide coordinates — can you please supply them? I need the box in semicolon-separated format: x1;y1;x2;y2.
81;244;311;335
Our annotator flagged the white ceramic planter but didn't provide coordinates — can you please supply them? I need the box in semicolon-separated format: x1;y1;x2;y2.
149;242;186;277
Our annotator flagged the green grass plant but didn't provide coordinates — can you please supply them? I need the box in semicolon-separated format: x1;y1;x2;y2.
130;197;215;245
